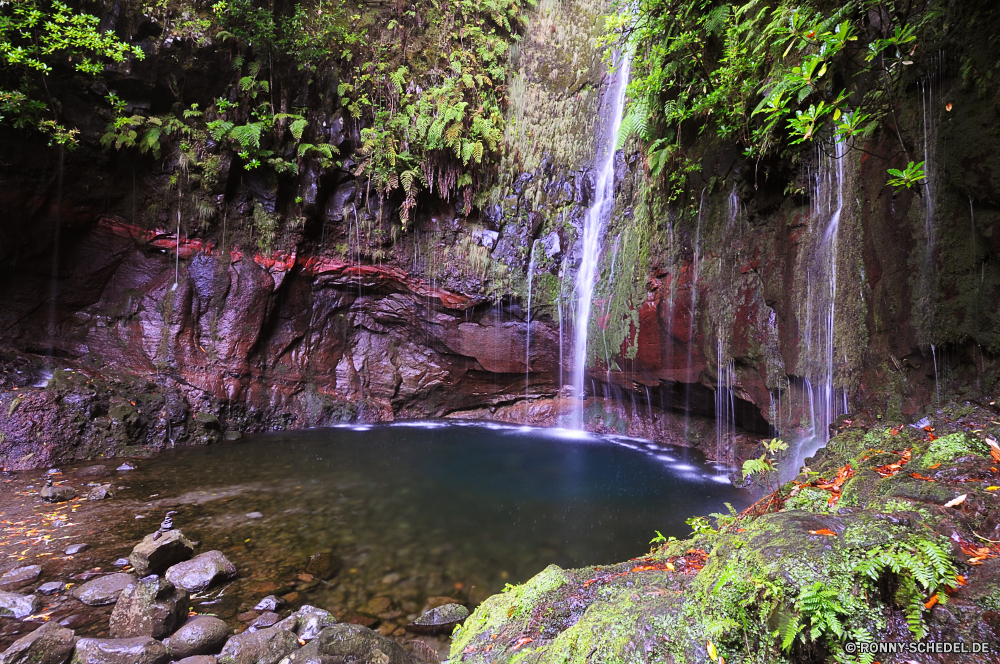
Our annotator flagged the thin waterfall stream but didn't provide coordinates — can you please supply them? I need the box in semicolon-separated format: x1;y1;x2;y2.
570;51;632;429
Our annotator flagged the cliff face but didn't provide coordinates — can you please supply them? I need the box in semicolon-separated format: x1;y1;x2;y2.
1;0;999;469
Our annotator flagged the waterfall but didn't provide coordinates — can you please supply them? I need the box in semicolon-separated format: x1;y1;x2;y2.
715;336;735;471
683;189;705;438
525;239;539;397
791;139;846;474
570;51;632;428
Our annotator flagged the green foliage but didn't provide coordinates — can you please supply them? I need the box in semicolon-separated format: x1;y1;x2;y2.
921;431;991;467
603;0;932;194
742;437;788;492
886;160;927;190
1;0;144;145
853;536;956;639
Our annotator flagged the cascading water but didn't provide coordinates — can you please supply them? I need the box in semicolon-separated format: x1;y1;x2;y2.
525;239;539;397
715;337;735;471
791;139;847;475
570;51;632;428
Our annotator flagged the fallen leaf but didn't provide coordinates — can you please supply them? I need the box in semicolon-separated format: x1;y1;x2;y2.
945;102;953;111
986;486;999;491
809;528;837;536
924;594;939;609
943;494;967;508
928;433;937;441
910;472;935;481
986;438;1000;463
708;640;719;661
511;637;534;651
928;463;941;469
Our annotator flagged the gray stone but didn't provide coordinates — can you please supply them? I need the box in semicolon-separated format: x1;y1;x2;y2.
0;591;40;619
542;231;562;258
40;484;77;503
304;552;340;580
109;576;188;639
128;530;195;576
175;658;217;664
166;615;229;658
70;573;136;606
87;484;114;501
70;637;169;664
297;625;418;664
65;543;89;555
294;605;338;641
38;581;65;596
0;620;75;664
246;611;279;632
165;551;236;592
0;565;41;590
407;603;469;635
253;595;284;612
272;614;298;632
75;465;110;478
117;463;136;471
216;626;299;664
245;512;263;520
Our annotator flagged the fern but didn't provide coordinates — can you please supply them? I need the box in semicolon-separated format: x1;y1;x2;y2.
289;118;308;141
230;122;263;150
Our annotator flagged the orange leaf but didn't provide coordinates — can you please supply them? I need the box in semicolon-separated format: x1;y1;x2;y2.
910;473;935;481
889;428;899;436
809;528;837;536
928;463;941;469
512;637;534;651
928;433;937;441
924;594;939;609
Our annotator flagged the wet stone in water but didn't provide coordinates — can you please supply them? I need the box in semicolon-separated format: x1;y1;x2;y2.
40;484;77;503
164;615;230;659
216;626;300;664
65;543;89;555
128;529;195;576
293;605;338;641
70;636;169;664
0;565;41;591
109;576;188;639
253;595;285;612
75;465;110;478
247;611;280;632
165;550;237;592
407;603;469;635
304;552;341;580
245;512;263;519
87;484;114;501
0;620;75;664
0;591;41;619
70;573;137;606
37;581;65;596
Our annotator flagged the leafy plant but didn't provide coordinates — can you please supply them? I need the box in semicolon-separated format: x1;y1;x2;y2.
886;161;927;190
742;438;788;492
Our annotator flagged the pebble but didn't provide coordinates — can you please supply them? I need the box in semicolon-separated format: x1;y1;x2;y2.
38;581;65;595
247;611;280;631
65;543;89;555
245;511;263;519
114;558;130;567
117;462;136;471
253;595;285;612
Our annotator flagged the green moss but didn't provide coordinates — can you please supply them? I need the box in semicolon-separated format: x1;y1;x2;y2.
919;431;991;467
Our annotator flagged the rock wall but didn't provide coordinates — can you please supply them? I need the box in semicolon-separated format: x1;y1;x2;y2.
2;0;999;470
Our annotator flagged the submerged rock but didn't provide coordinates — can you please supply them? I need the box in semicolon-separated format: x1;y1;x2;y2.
165;615;230;659
0;565;41;590
71;573;136;606
0;620;75;664
87;484;114;501
0;591;40;619
293;605;338;641
109;576;188;639
295;624;419;664
75;465;110;478
128;529;195;576
304;551;340;580
216;626;300;664
40;484;77;503
70;636;169;664
37;581;64;596
407;603;469;635
165;550;237;592
253;595;285;612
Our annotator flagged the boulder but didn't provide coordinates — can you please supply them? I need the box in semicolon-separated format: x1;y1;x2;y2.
40;484;77;503
165;551;236;592
70;573;136;606
0;565;41;590
0;591;40;619
216;626;300;664
0;620;75;664
304;552;340;580
407;603;469;635
295;625;418;664
253;595;285;612
128;530;195;576
75;465;110;478
70;637;169;664
87;484;114;501
166;615;229;658
293;605;338;641
37;581;64;596
109;576;188;639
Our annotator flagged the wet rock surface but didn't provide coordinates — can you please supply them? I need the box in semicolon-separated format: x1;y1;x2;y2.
165;551;237;592
165;615;230;659
0;621;74;664
0;592;40;620
296;624;420;664
70;636;169;664
70;573;137;606
0;566;41;591
407;603;468;635
216;626;300;664
108;576;188;639
128;531;195;576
